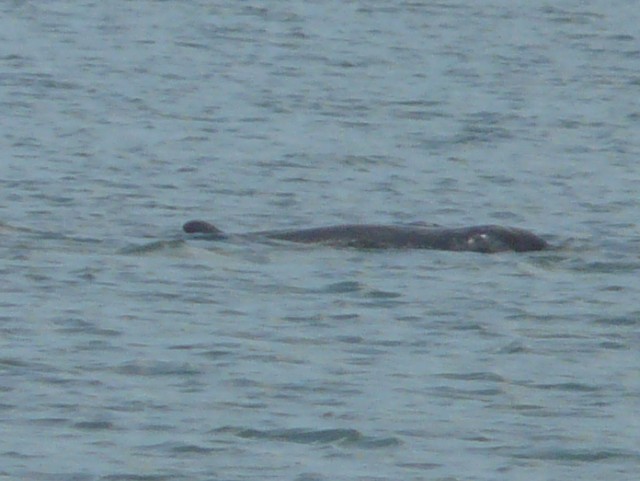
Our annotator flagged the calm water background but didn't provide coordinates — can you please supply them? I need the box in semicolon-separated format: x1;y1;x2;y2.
2;1;640;480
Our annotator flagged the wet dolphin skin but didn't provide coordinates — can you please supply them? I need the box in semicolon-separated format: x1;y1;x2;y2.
183;220;548;253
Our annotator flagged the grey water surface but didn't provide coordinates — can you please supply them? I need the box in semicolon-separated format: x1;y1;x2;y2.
2;1;640;480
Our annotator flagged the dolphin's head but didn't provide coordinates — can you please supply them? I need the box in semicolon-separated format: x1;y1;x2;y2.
183;220;225;236
464;226;548;253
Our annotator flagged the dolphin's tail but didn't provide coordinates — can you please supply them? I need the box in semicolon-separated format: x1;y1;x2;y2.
183;220;224;235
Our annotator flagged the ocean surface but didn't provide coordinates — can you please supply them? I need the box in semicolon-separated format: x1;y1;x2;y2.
2;1;640;480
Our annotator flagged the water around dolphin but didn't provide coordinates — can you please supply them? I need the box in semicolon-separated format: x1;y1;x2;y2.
182;220;548;253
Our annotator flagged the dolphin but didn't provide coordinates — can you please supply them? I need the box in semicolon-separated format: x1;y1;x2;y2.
182;220;548;253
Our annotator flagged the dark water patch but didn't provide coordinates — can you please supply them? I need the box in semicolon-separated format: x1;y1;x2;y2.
41;374;91;387
102;474;184;481
329;313;361;321
0;357;65;380
168;343;208;351
281;314;329;326
336;335;364;345
294;473;327;481
170;443;220;455
598;340;627;349
365;289;402;299
276;336;328;348
114;360;201;377
198;349;234;360
465;435;494;443
497;341;530;354
275;381;361;400
173;40;209;51
454;111;514;144
30;417;69;426
74;420;116;431
18;474;95;481
508;403;545;413
478;173;516;186
429;385;504;400
438;372;506;383
341;154;396;167
321;281;363;294
138;423;175;433
213;426;401;448
243;352;307;365
0;357;32;369
396;315;423;323
600;285;626;292
510;447;638;462
449;321;490;333
71;267;101;282
2;450;39;460
105;400;165;414
528;382;601;393
1;72;80;92
342;344;387;358
226;377;262;389
119;239;186;255
595;313;640;326
396;461;441;470
218;400;268;410
358;298;406;309
53;317;122;337
541;6;605;24
144;441;221;455
570;261;640;274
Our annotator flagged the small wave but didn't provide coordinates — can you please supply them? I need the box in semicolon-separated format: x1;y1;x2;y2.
529;382;601;393
101;474;180;481
74;420;115;431
214;426;401;448
321;281;364;293
118;239;186;255
141;442;221;455
114;360;201;377
511;447;638;462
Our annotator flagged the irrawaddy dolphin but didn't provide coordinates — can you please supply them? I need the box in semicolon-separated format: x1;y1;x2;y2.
182;220;548;253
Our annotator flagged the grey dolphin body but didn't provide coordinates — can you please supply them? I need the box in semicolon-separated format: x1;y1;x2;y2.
183;220;548;253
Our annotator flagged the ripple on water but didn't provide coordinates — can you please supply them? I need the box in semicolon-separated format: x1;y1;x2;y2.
212;426;402;449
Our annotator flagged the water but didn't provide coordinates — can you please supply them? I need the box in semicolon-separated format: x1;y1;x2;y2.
2;1;640;480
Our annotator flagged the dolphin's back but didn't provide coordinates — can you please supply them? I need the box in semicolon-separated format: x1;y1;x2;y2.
264;224;547;252
183;221;548;253
258;225;425;248
182;220;225;236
